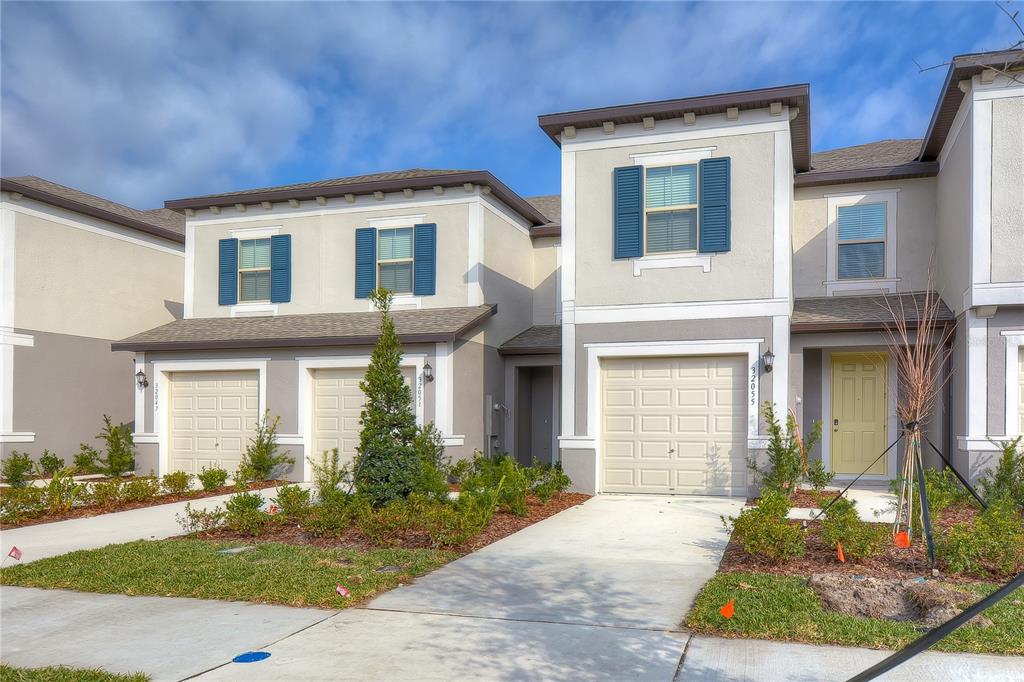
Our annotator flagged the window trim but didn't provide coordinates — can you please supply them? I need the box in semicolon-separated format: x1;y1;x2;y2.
824;189;899;296
376;226;415;295
642;162;700;256
238;237;272;303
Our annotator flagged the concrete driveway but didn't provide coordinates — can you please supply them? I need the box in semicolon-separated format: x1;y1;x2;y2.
196;494;744;681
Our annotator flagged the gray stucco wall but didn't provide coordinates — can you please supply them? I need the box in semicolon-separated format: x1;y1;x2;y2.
991;96;1024;284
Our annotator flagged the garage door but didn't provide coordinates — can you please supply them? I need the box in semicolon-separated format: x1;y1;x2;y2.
601;355;747;495
311;367;415;466
170;370;259;474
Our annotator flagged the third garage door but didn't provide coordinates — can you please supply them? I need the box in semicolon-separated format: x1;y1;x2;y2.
601;355;747;495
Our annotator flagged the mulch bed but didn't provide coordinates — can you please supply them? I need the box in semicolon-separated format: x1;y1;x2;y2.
0;480;286;530
190;491;591;555
720;504;992;582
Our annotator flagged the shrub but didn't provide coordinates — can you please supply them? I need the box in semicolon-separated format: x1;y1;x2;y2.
463;453;529;516
724;489;805;562
97;415;136;476
197;466;229;491
1;450;34;488
121;476;160;503
413;422;451;502
0;486;46;524
937;499;1024;576
352;289;422;507
42;468;86;514
923;466;973;514
273;484;312;519
304;491;355;537
176;502;227;534
238;412;294;482
354;495;420;545
74;443;101;474
976;437;1023;507
819;497;886;560
449;458;472;485
526;461;572;503
309;448;347;503
806;458;834;492
38;450;65;477
748;402;823;494
427;485;502;546
224;489;268;536
88;480;124;509
162;471;193;496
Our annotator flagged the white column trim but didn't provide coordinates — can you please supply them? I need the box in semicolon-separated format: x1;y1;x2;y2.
467;199;483;306
970;96;992;287
183;222;195;318
966;309;988;438
771;315;790;414
772;129;792;301
433;341;458;443
1003;331;1024;438
559;148;577;441
0;205;16;330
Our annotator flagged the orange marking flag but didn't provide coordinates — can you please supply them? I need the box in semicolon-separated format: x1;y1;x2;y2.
894;531;911;548
719;599;735;619
837;543;846;563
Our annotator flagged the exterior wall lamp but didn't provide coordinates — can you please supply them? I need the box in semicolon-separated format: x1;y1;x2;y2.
422;362;434;382
762;349;775;373
135;369;149;389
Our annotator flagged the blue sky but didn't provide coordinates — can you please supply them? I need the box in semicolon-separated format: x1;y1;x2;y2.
1;2;1018;209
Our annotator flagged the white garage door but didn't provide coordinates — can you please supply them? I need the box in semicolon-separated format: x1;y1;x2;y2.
311;367;415;466
170;370;259;475
601;355;747;495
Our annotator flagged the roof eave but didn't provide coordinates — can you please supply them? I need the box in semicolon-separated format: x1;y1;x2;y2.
794;162;939;188
497;345;560;356
0;178;185;245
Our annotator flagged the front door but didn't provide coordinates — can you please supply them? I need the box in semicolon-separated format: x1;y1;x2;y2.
830;352;888;476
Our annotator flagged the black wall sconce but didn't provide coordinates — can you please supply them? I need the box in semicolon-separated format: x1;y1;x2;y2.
135;369;149;389
423;362;434;382
762;349;775;373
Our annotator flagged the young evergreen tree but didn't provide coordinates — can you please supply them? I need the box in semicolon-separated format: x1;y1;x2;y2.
353;288;422;506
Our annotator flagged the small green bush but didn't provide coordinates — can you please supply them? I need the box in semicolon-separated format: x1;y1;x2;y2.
38;450;65;477
224;489;268;536
273;484;312;519
121;476;160;503
937;499;1024;577
304;492;355;537
463;453;529;517
197;466;229;491
1;450;34;488
413;422;451;502
923;466;973;514
806;459;834;491
0;486;45;524
748;402;823;494
42;468;85;514
97;415;136;476
354;495;419;545
526;461;572;503
176;502;227;534
429;485;502;546
161;471;193;496
309;448;347;503
238;413;294;481
449;458;473;485
977;437;1023;507
820;497;886;560
724;489;805;562
74;443;101;474
88;480;124;509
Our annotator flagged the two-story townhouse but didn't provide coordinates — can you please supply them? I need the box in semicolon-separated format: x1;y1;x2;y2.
113;170;562;480
0;176;185;461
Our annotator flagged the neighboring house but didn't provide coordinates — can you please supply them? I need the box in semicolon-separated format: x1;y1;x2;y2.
113;48;1022;494
0;176;185;462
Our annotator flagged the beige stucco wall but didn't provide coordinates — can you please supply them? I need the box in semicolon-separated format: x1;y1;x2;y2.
572;131;776;306
190;202;473;318
991;96;1024;284
792;177;937;298
13;206;184;340
531;236;560;325
480;208;535;346
936;109;972;313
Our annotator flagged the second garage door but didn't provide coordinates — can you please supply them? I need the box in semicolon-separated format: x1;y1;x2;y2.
170;370;259;475
311;367;415;465
601;355;747;495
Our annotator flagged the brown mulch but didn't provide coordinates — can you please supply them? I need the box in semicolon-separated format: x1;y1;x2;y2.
720;504;993;582
191;491;591;555
744;489;835;509
0;480;286;529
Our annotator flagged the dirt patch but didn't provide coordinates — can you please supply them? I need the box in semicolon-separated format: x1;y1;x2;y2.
0;480;286;529
189;491;590;554
808;573;992;627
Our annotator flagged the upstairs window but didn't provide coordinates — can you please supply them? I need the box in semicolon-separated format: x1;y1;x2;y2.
238;238;272;302
837;203;886;279
377;227;414;294
645;164;698;254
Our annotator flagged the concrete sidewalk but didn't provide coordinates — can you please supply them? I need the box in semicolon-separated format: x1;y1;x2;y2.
1;485;286;564
679;635;1024;681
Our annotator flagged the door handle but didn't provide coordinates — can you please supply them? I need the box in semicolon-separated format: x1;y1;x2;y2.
833;418;839;433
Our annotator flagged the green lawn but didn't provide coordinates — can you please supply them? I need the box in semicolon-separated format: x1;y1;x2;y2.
686;572;1024;655
0;539;454;609
0;665;147;682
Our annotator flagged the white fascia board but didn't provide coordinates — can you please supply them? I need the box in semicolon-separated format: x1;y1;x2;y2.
630;147;715;166
965;283;1024;308
572;298;790;324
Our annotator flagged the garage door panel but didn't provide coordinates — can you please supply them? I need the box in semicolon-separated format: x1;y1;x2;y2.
170;370;259;475
601;355;747;495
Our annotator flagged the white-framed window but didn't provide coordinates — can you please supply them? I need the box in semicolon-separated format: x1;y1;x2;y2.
377;227;414;294
238;238;272;302
645;164;699;254
837;202;886;279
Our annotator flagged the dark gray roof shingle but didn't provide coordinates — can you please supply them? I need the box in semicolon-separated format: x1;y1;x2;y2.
809;139;923;173
793;292;953;331
499;325;561;354
525;195;560;223
113;305;496;351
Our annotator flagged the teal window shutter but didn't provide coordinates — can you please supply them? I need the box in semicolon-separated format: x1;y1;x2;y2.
413;223;436;296
355;227;376;298
270;234;291;303
614;166;643;258
218;238;238;305
698;157;731;253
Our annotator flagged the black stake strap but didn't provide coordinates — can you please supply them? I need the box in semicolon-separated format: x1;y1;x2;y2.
811;432;904;522
921;433;987;511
